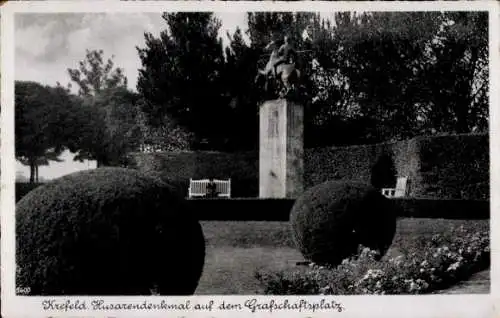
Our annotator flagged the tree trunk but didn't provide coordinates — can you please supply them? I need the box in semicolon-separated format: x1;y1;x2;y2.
29;160;35;184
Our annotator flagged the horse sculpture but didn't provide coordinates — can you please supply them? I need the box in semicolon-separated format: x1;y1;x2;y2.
255;39;301;98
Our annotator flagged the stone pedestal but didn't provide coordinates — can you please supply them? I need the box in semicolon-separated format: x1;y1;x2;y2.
259;99;304;198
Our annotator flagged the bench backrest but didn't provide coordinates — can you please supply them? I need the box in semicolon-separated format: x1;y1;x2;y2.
189;178;231;198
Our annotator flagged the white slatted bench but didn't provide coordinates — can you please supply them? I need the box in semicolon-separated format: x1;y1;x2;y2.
188;178;231;198
382;176;409;198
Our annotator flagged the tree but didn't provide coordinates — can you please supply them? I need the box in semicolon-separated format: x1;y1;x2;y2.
242;11;489;146
137;12;229;149
420;12;488;134
246;12;354;147
17;149;64;183
67;49;140;166
221;13;322;149
67;49;127;97
15;81;80;183
221;27;261;150
135;11;488;152
299;11;488;143
68;87;142;167
136;106;194;153
324;12;444;141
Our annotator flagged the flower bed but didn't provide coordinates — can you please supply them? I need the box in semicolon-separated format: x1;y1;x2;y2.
255;225;489;295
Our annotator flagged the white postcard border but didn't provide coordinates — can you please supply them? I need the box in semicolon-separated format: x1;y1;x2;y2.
1;1;499;317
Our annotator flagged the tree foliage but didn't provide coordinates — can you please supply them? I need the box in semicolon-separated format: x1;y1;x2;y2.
242;11;489;146
137;11;488;151
16;11;489;180
67;49;128;97
67;49;141;166
15;81;81;182
67;86;142;167
137;12;229;149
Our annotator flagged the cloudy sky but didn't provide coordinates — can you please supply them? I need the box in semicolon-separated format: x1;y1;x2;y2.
15;12;248;91
15;12;248;180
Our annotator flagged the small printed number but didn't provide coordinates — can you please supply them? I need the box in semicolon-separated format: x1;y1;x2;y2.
16;287;31;295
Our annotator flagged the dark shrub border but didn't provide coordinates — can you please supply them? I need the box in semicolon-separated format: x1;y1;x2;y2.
186;198;295;221
393;198;489;220
187;198;489;221
16;183;489;221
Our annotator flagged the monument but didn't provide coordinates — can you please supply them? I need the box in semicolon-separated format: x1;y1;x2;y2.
256;35;304;198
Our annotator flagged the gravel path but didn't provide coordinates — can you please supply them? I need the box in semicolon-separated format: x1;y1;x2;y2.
435;269;490;294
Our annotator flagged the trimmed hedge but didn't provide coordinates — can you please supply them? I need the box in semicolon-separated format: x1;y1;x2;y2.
16;167;205;296
305;134;488;199
187;198;294;221
187;197;487;221
393;198;489;220
129;151;258;198
15;186;489;222
304;142;391;188
415;133;489;199
129;133;488;200
289;181;397;266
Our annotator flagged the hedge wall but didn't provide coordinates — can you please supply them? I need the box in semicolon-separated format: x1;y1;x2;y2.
129;151;258;198
187;198;488;221
187;198;294;221
303;142;391;188
413;133;489;199
393;198;489;219
305;133;488;199
125;133;490;200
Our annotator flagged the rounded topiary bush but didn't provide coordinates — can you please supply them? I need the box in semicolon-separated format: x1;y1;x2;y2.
16;167;205;296
290;180;397;266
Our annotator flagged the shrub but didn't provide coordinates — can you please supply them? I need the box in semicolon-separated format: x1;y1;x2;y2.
16;167;205;296
370;153;397;189
127;133;488;200
416;133;489;199
289;180;396;266
353;190;397;256
256;225;489;295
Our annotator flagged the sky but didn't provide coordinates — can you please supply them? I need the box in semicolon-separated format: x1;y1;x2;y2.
15;12;248;180
15;12;248;91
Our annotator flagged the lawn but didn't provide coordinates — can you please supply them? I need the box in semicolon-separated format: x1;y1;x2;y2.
195;218;489;295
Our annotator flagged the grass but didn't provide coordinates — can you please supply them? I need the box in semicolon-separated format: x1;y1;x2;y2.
195;218;489;295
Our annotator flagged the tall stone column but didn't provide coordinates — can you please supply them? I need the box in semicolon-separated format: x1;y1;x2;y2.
259;99;304;198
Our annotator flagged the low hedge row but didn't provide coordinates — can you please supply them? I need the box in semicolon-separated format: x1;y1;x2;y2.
186;198;295;221
16;183;488;220
186;198;489;221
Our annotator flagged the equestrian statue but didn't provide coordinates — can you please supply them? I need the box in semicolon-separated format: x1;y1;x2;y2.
255;35;301;99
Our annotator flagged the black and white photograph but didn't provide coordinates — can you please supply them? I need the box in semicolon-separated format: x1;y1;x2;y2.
1;1;498;317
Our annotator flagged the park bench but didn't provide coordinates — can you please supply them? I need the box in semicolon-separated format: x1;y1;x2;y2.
188;178;231;198
382;176;409;198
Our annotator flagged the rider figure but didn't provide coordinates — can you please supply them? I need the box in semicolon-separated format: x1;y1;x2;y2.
272;35;297;78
